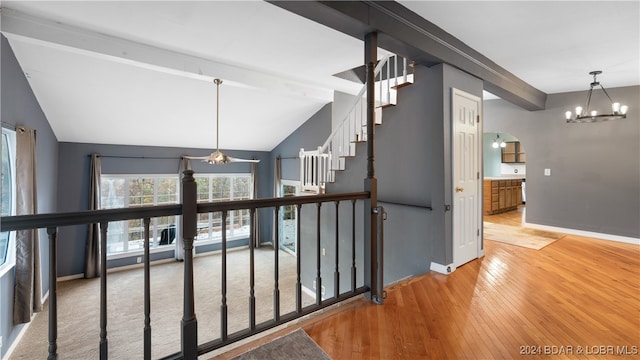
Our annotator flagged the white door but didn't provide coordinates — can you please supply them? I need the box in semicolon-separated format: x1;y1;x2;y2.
452;88;481;267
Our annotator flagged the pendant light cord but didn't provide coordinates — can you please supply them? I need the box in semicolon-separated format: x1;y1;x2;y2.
214;78;222;152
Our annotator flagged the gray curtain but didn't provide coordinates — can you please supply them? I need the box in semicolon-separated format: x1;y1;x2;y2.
274;156;282;198
176;157;191;260
85;153;101;278
14;125;42;324
272;157;282;247
251;161;260;247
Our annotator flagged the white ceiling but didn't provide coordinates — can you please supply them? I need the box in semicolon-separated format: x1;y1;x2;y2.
2;1;639;151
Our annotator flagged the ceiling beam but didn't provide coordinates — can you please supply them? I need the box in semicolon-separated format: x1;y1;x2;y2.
0;8;334;103
270;1;547;110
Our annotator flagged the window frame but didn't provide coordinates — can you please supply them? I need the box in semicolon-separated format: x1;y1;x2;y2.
101;174;180;260
0;127;17;277
100;172;253;259
193;173;253;246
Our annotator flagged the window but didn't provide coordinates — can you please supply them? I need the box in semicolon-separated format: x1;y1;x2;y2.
100;173;253;256
1;128;16;273
101;175;179;256
194;174;252;243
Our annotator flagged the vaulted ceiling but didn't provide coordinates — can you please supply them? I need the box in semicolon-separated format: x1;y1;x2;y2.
1;1;638;151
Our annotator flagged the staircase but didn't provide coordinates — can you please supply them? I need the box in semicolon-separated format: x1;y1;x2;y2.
300;54;414;192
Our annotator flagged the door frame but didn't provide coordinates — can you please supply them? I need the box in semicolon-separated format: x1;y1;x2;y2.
451;88;484;268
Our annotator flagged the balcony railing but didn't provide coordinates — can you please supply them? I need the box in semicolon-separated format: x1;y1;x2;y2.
1;170;373;359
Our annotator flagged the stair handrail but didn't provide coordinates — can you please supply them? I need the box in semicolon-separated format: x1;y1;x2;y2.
319;54;391;153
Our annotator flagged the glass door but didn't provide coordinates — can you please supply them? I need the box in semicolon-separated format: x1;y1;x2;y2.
279;181;298;254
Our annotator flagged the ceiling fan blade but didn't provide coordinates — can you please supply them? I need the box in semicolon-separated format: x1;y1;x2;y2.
227;156;260;163
183;155;211;161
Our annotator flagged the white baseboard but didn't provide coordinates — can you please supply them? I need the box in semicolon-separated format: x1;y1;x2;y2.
524;222;640;245
2;312;37;360
430;262;456;275
57;273;84;282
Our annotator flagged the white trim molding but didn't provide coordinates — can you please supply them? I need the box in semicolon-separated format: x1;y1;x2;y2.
524;222;639;246
430;262;456;275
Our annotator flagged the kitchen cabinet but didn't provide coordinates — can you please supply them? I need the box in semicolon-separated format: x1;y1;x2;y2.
501;141;526;163
483;179;522;215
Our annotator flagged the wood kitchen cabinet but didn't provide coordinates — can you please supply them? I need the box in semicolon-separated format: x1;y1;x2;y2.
483;179;522;215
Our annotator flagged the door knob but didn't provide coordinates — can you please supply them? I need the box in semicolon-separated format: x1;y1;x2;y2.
455;186;464;193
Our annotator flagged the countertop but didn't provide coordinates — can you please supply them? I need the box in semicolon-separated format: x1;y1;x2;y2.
484;175;526;180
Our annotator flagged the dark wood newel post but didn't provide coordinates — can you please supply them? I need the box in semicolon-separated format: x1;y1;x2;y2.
181;169;198;359
364;31;382;304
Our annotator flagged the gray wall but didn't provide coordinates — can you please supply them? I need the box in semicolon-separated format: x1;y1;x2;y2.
1;35;59;358
56;142;272;277
317;64;483;295
270;103;332;182
484;86;640;238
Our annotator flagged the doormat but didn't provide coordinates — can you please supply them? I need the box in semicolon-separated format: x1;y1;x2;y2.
231;329;331;360
483;222;565;250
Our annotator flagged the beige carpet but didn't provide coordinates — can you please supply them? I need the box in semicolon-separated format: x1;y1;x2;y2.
9;247;315;359
483;222;565;250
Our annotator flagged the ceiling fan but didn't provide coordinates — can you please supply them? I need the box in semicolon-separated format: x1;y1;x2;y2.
185;79;259;164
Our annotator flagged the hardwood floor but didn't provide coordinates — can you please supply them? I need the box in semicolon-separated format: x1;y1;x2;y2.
220;206;640;359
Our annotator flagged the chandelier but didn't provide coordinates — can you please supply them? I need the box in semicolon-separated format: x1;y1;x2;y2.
565;71;628;123
492;134;506;149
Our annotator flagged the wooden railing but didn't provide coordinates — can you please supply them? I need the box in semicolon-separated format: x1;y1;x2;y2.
0;171;371;360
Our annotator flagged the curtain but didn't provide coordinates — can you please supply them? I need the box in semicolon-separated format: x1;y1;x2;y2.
272;157;282;247
251;161;260;248
274;156;282;198
13;125;42;324
85;153;101;278
175;157;191;260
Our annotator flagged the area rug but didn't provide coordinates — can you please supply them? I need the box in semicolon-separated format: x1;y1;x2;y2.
483;222;565;250
231;329;331;360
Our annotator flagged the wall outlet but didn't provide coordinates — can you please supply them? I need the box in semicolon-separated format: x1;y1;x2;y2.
136;256;142;264
544;168;551;176
322;248;326;256
321;285;326;296
312;280;316;290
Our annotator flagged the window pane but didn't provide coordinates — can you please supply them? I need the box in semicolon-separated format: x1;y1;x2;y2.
107;221;126;254
212;177;230;201
157;178;178;204
1;133;11;217
128;218;144;251
129;178;155;207
1;133;12;266
101;178;126;209
195;177;209;202
157;217;176;246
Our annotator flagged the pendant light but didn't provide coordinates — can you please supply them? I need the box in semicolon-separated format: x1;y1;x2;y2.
565;71;628;123
186;79;259;164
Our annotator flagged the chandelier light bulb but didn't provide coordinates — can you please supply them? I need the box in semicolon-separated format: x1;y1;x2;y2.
565;111;572;120
590;110;597;117
492;140;499;149
575;106;583;116
612;102;621;113
500;141;506;148
620;105;628;115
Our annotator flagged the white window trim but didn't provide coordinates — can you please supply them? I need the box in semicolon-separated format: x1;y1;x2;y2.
0;128;17;278
101;174;180;259
100;173;253;259
193;173;252;245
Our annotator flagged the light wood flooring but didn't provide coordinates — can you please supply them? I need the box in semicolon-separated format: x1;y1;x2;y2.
220;207;640;359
